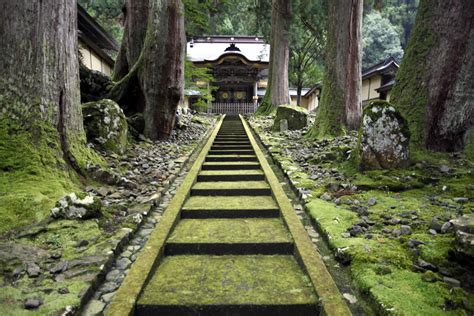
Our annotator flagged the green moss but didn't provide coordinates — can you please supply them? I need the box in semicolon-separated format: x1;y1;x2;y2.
168;218;291;244
183;196;278;210
352;265;468;315
138;255;317;306
0;119;80;234
390;0;437;150
0;277;88;316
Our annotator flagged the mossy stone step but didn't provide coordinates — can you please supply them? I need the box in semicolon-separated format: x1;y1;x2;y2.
205;155;257;162
137;255;319;315
198;170;265;182
213;142;251;146
191;181;271;196
202;162;261;170
211;145;253;150
182;196;279;218
208;150;255;155
165;218;293;255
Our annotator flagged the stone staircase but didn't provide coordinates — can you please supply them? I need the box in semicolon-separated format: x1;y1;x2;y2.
135;116;319;315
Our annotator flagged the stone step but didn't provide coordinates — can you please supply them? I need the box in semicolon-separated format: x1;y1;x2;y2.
136;255;319;315
211;145;253;150
208;150;255;155
205;155;258;162
165;218;293;255
201;162;261;170
181;196;279;218
212;141;251;146
197;170;265;182
191;181;271;196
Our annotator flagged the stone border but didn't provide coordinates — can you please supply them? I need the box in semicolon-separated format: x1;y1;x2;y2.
79;116;220;314
104;116;224;316
241;116;352;316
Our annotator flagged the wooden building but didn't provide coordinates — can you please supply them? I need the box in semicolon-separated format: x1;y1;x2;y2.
361;56;399;105
77;5;119;76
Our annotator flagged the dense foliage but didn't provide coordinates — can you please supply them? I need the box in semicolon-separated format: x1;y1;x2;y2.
78;0;124;42
362;11;403;67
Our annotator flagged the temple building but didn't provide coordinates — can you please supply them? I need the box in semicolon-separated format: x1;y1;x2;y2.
361;56;399;105
77;5;119;76
185;36;269;114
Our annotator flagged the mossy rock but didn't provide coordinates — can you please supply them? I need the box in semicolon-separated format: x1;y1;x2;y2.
272;105;308;131
358;101;410;170
82;99;128;154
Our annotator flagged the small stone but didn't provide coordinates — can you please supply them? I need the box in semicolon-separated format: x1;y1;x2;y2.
407;239;424;248
392;229;401;237
76;239;89;248
417;258;438;272
101;291;116;304
116;258;132;270
27;263;41;278
367;197;377;206
50;261;68;274
24;299;42;309
83;299;105;315
440;222;452;234
443;277;461;287
342;293;358;304
349;225;364;237
439;165;450;173
341;232;351;238
428;229;437;235
58;288;69;294
320;193;331;201
400;225;412;235
452;197;469;204
334;198;341;206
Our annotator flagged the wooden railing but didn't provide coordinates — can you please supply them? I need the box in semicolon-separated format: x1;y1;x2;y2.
207;102;257;114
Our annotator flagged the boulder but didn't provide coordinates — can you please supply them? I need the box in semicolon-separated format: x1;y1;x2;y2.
359;101;410;170
51;193;102;220
450;214;474;258
82;99;128;154
272;105;308;131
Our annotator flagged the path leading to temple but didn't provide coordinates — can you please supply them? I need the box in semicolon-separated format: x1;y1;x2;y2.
106;116;351;316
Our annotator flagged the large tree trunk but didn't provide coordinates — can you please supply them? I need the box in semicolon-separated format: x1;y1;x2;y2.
256;0;291;115
308;0;363;138
0;0;86;174
390;0;474;152
109;0;185;140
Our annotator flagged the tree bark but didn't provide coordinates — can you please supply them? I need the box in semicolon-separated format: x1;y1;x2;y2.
307;0;363;138
256;0;291;115
270;0;291;107
110;0;185;140
0;0;86;174
390;0;474;152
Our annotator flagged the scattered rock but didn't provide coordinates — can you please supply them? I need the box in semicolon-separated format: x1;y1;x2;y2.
443;277;461;287
82;299;105;315
400;225;412;235
359;101;410;170
417;259;438;272
343;293;358;304
440;222;452;234
272;105;308;131
50;261;68;274
451;214;474;258
421;271;438;283
51;193;101;220
367;197;377;206
452;197;469;204
428;229;437;235
24;298;42;309
439;165;451;174
26;263;41;278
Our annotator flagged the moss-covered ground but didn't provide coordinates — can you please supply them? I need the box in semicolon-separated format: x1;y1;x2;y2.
248;115;474;315
0;114;217;314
